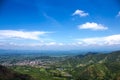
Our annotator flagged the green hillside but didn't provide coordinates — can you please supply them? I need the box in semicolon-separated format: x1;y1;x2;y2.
0;65;35;80
60;51;120;80
0;50;120;80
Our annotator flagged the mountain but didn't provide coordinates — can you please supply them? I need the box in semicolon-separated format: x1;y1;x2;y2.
0;50;120;80
0;65;35;80
61;51;120;67
60;50;120;80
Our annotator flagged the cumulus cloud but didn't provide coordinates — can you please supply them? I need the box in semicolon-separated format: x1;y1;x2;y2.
0;30;48;40
6;33;120;48
0;30;66;50
78;22;108;30
76;34;120;46
0;30;120;50
72;9;89;17
117;11;120;17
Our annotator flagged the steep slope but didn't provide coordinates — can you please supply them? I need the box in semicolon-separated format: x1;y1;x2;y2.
76;63;110;80
60;50;120;80
0;65;35;80
61;51;120;67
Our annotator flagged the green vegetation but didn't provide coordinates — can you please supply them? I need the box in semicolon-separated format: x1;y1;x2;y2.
0;65;35;80
0;64;72;80
0;50;120;80
10;66;72;80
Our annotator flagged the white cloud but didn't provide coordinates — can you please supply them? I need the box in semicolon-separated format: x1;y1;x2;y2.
0;30;48;40
117;11;120;17
0;30;66;50
72;9;89;17
12;33;120;48
78;22;108;30
0;30;120;50
45;42;64;46
0;34;120;50
76;34;120;46
0;41;66;50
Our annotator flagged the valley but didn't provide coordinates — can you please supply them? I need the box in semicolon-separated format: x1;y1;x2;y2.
0;50;120;80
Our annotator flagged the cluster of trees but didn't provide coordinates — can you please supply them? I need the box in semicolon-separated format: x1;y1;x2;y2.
0;50;120;80
0;65;35;80
60;51;120;80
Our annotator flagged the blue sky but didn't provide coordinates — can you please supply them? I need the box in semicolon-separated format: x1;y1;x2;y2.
0;0;120;51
